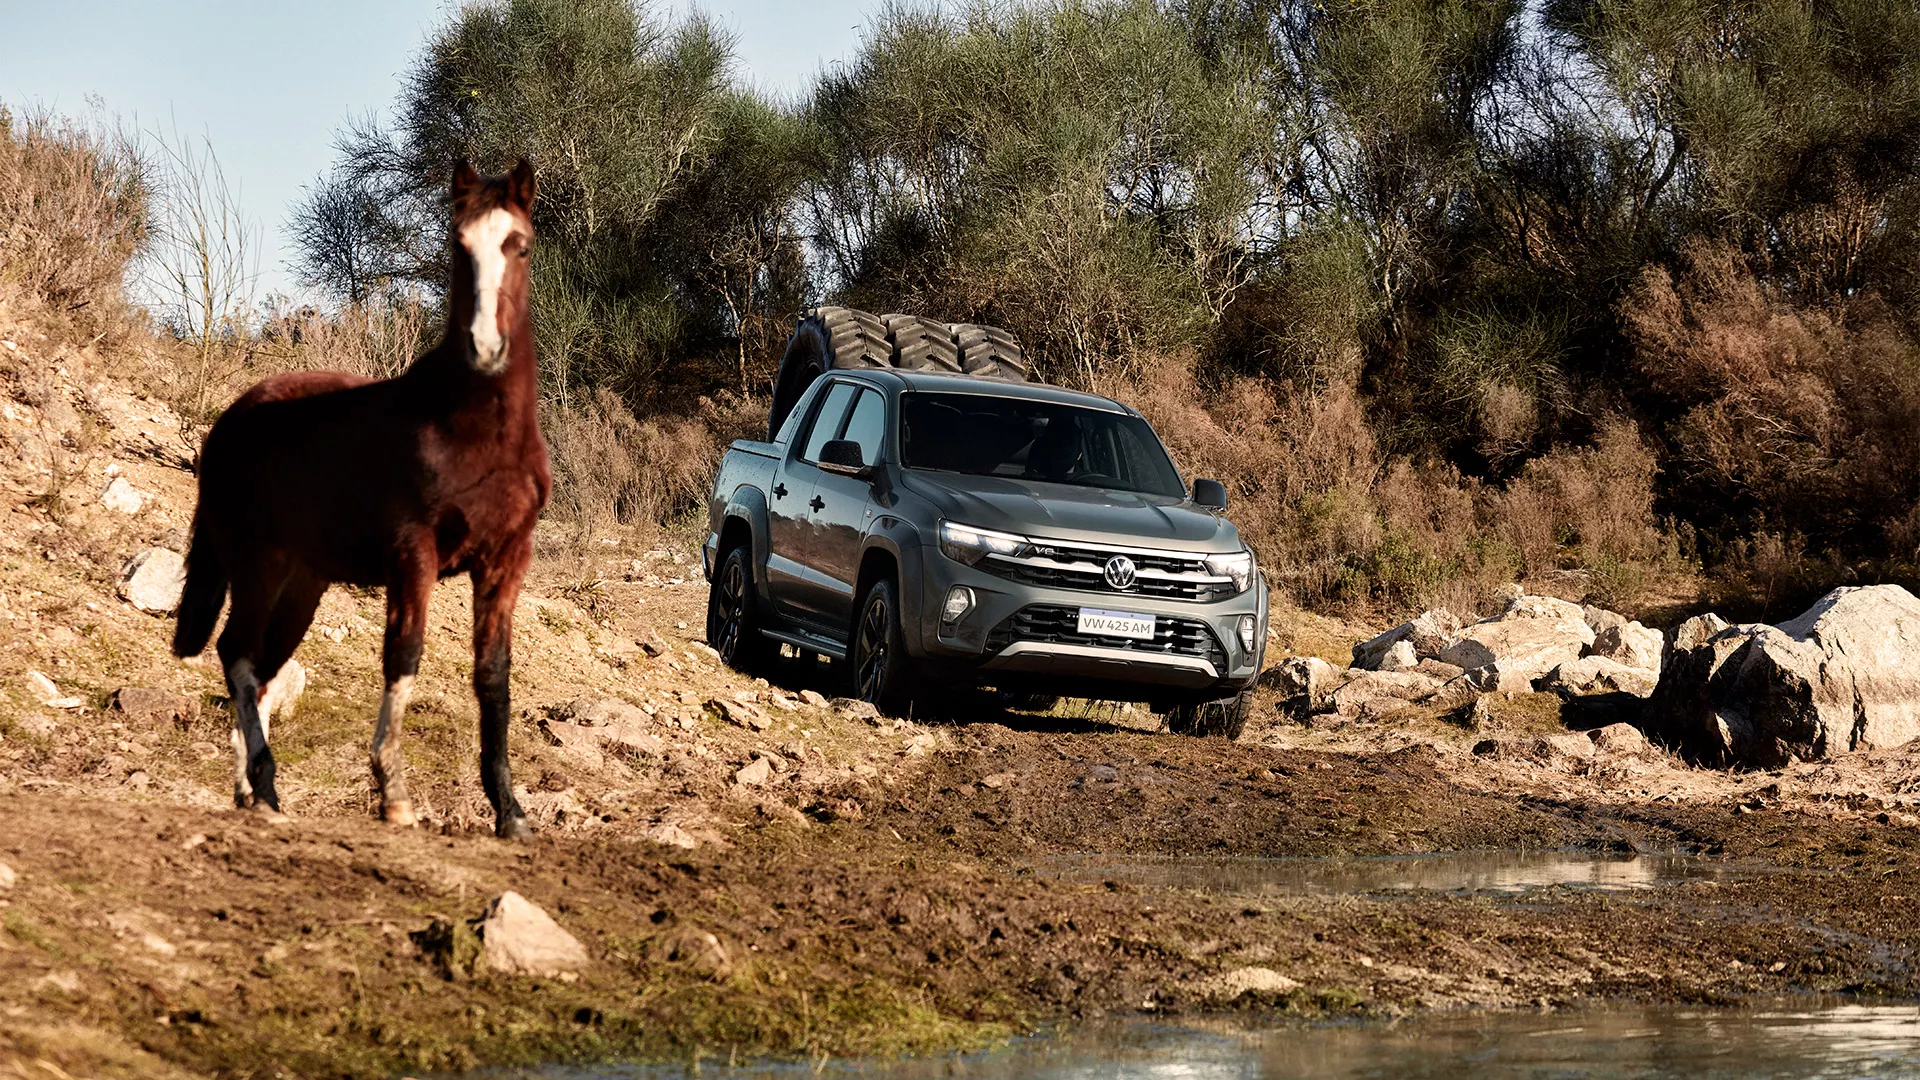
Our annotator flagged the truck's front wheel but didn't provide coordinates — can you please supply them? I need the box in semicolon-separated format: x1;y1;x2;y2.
1165;690;1251;740
852;578;915;716
708;546;774;674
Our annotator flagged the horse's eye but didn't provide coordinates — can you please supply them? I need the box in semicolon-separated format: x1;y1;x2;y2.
517;247;529;258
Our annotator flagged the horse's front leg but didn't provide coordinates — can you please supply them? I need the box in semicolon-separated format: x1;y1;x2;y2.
473;534;532;840
371;544;434;826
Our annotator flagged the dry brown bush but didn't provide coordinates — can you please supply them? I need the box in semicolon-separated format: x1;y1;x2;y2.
0;106;148;329
1123;353;1676;618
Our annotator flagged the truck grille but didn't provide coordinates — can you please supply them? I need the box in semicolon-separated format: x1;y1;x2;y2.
980;543;1234;602
987;605;1227;668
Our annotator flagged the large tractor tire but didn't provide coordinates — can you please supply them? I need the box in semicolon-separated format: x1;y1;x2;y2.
766;306;1029;440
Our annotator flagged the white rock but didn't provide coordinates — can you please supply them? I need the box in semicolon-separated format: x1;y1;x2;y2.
1540;656;1659;699
99;476;147;514
26;670;61;704
258;660;305;722
735;757;774;786
118;549;186;614
478;891;590;978
1197;966;1300;1000
1260;655;1339;708
0;861;15;889
1591;621;1663;672
1583;605;1629;635
1376;639;1419;672
1588;723;1651;757
1439;596;1594;686
1648;586;1920;767
1331;670;1442;715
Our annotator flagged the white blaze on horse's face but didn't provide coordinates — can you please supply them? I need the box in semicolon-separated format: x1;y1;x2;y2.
461;207;518;374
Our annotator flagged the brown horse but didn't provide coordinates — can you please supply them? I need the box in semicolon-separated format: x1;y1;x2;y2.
172;160;549;839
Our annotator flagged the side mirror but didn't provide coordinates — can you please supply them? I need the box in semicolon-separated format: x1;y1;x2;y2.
1193;478;1228;509
819;439;871;477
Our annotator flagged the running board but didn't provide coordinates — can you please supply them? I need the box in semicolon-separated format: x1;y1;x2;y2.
760;627;848;661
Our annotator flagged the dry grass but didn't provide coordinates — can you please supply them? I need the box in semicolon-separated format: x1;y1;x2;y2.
0;106;148;330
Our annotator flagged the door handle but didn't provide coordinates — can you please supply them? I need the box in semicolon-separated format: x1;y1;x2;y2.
809;495;826;511
772;483;788;499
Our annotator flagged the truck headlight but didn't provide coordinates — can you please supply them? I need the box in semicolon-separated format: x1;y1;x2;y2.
938;521;1028;566
1205;550;1255;594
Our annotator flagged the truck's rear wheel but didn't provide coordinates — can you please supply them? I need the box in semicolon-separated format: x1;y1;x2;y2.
767;306;1029;439
852;577;915;717
1165;690;1251;740
707;546;774;675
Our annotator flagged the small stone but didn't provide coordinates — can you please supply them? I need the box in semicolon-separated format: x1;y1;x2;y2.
637;628;670;658
477;891;590;978
100;476;147;514
712;698;773;731
798;689;831;708
258;660;306;722
112;687;199;729
735;757;774;786
118;548;187;614
981;771;1015;789
768;694;799;711
833;698;882;720
0;862;15;890
26;670;61;704
126;770;151;791
639;823;699;850
660;926;733;981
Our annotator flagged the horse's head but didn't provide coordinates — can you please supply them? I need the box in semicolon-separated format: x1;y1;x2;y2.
449;159;536;375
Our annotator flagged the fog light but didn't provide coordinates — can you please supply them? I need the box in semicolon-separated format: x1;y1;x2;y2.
1237;614;1257;654
942;585;975;624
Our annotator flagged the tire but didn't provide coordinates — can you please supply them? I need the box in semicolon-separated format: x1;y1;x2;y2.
852;577;916;717
767;307;1030;439
953;322;1029;380
1165;690;1250;740
707;546;774;675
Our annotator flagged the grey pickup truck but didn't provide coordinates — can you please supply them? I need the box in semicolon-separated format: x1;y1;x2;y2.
702;307;1267;737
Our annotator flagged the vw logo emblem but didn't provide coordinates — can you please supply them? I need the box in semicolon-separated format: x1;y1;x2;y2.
1103;555;1137;590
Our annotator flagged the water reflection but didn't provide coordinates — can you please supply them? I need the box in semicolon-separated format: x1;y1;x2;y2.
1025;850;1765;896
495;1002;1920;1079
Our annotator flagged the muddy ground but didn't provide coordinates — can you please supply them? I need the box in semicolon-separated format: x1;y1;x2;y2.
5;304;1920;1079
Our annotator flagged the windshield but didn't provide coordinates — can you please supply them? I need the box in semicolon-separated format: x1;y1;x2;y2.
899;391;1186;498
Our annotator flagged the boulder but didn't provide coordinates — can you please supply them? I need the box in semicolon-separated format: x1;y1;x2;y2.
1421;665;1499;712
1591;621;1663;672
1438;596;1593;687
1331;670;1441;716
1539;656;1658;699
1351;609;1461;670
477;892;590;978
1376;639;1419;671
1413;658;1466;681
1646;586;1920;767
118;548;186;614
1583;605;1628;636
1260;656;1338;705
1588;723;1651;757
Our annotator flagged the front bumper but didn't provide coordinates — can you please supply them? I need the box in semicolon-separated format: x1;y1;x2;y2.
911;542;1266;699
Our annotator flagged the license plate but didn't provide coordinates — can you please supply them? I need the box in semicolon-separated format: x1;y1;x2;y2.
1077;608;1156;640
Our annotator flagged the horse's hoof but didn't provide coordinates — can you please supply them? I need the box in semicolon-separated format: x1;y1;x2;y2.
495;815;532;841
248;802;292;825
382;800;419;828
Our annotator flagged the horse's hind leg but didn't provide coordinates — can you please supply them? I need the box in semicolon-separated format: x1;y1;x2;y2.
217;569;284;812
372;543;434;827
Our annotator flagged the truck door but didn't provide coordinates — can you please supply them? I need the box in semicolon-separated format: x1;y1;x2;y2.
805;386;887;631
767;381;856;620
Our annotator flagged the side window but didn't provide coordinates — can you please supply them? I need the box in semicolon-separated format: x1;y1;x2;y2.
800;382;858;463
839;389;887;466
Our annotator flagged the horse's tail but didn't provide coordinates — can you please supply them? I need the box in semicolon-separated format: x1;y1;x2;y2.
171;507;227;658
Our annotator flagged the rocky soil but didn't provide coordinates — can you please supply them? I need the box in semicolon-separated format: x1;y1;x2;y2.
6;301;1920;1079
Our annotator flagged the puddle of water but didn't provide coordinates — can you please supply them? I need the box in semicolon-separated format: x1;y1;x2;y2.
493;1002;1920;1079
1023;850;1765;896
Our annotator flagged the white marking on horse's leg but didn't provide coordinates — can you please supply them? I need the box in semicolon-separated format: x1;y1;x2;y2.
228;659;263;808
370;674;417;826
459;208;515;373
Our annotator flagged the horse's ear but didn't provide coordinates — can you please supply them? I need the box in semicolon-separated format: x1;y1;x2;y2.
508;158;536;209
451;159;480;201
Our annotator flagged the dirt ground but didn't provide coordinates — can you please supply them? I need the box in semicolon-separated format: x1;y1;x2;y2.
5;302;1920;1079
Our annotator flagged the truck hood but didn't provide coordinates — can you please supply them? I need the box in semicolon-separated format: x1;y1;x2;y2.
898;470;1243;553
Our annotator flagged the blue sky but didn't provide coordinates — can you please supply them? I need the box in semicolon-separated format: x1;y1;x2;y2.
1;0;879;298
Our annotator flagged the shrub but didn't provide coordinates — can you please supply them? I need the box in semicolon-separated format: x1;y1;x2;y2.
0;106;148;324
